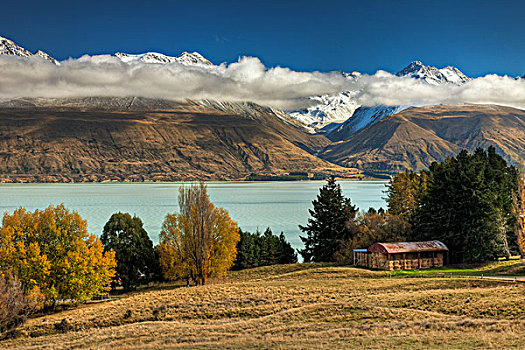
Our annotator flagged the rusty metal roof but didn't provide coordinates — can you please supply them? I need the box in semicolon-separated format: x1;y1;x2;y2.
367;240;448;254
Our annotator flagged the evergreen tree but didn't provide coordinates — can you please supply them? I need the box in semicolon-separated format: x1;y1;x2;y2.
277;232;298;264
233;228;297;269
233;229;261;270
412;147;521;263
101;212;160;291
299;176;358;262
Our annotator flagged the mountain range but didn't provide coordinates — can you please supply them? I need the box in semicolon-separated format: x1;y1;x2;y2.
0;35;524;181
320;104;525;176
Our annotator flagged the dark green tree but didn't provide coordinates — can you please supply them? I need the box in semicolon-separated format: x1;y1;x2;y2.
412;147;521;263
101;212;161;291
277;232;298;264
233;229;261;270
233;228;297;269
299;176;358;262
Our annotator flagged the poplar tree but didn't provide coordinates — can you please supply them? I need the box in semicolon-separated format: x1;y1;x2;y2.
158;182;240;285
0;205;116;306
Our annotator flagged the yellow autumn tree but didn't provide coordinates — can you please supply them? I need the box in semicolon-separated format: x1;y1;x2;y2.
0;205;116;305
158;182;239;285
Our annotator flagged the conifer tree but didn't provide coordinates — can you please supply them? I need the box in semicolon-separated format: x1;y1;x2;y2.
299;176;358;262
412;147;521;263
233;228;297;269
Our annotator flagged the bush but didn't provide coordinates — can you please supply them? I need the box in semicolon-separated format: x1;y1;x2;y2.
0;274;41;334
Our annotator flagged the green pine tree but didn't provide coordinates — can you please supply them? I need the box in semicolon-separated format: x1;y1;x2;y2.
299;176;358;262
277;232;298;264
233;228;297;269
412;147;521;263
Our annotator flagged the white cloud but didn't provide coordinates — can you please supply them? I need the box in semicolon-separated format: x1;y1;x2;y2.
1;55;525;111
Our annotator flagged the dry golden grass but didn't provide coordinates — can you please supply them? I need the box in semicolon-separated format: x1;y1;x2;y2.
1;263;524;349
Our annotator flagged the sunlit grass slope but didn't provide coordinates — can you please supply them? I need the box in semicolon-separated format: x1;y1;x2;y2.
1;261;524;349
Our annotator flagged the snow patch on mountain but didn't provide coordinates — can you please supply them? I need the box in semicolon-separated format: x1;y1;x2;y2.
288;91;360;131
0;36;58;64
327;105;411;140
396;61;471;85
114;51;213;65
288;61;471;131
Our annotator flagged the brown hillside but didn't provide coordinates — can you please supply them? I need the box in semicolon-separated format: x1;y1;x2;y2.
320;104;525;176
0;98;360;182
2;263;524;349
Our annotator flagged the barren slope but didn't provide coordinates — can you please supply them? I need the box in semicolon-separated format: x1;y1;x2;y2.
320;104;525;176
0;98;359;182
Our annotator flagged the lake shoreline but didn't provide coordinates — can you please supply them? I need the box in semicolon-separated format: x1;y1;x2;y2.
0;181;388;252
0;176;386;185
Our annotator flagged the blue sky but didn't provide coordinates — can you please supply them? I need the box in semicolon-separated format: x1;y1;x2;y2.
2;0;524;76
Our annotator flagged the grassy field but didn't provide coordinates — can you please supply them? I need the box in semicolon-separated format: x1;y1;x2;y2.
1;261;524;349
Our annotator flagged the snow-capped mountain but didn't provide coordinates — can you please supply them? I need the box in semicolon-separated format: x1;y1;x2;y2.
0;36;58;64
326;105;411;141
396;60;471;85
288;91;361;132
0;34;484;138
289;61;471;132
114;51;213;65
288;71;362;131
0;35;212;67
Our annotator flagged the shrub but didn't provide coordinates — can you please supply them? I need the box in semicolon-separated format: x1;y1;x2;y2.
0;273;42;334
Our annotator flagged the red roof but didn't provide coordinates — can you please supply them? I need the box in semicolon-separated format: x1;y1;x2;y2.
367;240;448;254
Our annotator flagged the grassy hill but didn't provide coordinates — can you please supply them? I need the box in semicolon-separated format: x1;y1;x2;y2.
2;261;524;349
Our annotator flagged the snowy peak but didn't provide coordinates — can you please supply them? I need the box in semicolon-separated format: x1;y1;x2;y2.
114;51;213;65
290;61;471;131
288;91;361;132
0;35;33;57
327;105;411;140
34;50;59;65
396;60;470;85
0;35;58;64
177;52;213;66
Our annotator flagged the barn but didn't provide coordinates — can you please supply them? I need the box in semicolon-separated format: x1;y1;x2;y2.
353;240;449;270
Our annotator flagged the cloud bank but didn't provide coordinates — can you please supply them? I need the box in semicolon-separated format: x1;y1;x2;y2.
1;55;525;110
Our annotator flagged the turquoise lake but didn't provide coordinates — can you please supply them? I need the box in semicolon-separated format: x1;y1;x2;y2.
0;181;387;251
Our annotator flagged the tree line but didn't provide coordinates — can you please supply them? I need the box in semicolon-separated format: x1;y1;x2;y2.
0;181;297;333
300;147;525;264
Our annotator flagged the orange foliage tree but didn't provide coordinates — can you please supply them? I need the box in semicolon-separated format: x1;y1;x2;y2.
0;204;116;305
158;182;239;285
